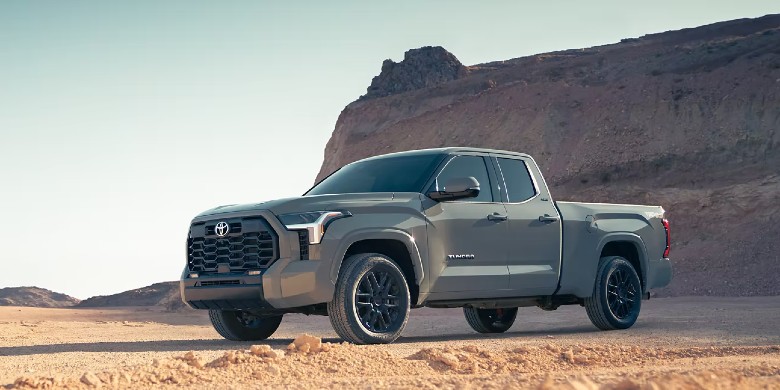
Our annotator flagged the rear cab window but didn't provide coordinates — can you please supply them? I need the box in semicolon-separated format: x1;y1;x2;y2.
496;158;537;203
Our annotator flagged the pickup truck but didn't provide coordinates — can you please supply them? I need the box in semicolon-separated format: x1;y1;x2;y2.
180;147;672;344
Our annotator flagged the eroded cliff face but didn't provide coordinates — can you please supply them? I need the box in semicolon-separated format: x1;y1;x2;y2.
317;15;780;296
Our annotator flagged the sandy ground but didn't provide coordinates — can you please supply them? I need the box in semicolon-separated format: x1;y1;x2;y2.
2;296;779;389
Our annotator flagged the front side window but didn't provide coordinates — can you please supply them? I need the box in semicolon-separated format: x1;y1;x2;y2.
430;155;493;202
497;158;536;203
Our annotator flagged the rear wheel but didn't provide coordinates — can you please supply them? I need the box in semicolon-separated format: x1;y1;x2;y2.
463;307;518;333
328;253;411;344
209;310;282;341
585;256;642;330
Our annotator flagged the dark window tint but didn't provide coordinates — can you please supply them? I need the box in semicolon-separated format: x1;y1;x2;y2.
431;156;493;202
306;154;444;195
497;158;536;202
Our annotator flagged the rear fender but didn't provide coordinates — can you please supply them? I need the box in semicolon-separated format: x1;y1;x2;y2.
595;233;649;293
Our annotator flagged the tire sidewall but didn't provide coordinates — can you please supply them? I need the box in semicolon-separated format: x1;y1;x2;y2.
467;307;518;333
209;309;282;341
598;257;642;328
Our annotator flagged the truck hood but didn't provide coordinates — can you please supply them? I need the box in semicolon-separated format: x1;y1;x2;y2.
194;192;423;219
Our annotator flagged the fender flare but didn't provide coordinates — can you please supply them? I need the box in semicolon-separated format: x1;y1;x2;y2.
596;233;649;292
328;228;424;286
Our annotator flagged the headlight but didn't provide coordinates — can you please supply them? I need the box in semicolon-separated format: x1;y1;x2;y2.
277;211;351;244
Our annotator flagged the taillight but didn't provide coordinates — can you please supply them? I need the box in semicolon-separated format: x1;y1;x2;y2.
662;218;671;258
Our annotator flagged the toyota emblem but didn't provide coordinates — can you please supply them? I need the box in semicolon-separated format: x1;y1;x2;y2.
215;221;230;237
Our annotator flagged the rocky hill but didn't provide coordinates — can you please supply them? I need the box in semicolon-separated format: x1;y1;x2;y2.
0;287;80;308
317;15;780;296
76;281;185;311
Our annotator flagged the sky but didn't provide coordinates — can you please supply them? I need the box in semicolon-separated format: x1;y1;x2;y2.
1;1;778;299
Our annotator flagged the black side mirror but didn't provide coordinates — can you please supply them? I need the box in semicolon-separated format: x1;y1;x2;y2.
428;176;480;201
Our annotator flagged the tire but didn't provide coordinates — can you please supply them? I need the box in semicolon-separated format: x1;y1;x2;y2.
585;256;642;330
463;307;518;333
327;253;411;344
208;310;283;341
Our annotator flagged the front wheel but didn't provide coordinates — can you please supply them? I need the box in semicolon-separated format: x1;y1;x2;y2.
328;253;411;344
463;307;518;333
585;256;642;330
209;310;283;341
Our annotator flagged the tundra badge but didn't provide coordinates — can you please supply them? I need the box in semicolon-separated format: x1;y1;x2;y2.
447;254;475;260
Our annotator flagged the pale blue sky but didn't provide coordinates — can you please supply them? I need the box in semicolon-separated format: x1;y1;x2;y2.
1;1;777;299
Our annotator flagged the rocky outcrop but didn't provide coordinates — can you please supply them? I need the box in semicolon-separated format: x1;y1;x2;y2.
0;287;80;308
77;281;186;311
317;15;780;296
362;46;468;100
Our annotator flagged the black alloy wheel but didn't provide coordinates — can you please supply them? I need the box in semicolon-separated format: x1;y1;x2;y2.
606;266;639;319
355;269;403;333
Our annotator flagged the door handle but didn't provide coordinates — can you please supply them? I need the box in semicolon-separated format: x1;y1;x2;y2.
538;214;560;223
487;213;508;222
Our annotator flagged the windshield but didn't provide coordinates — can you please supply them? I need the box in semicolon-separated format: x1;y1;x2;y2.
306;154;445;196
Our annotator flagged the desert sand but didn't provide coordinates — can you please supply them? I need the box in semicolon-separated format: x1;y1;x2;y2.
2;297;779;389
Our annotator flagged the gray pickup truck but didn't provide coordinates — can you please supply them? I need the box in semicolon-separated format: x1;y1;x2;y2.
180;148;672;344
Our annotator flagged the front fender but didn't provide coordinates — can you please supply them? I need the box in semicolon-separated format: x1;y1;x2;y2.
320;228;425;286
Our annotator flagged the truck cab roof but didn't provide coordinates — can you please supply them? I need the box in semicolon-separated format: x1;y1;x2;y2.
358;147;532;163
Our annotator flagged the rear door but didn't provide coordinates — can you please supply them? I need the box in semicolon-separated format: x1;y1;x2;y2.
424;154;510;295
493;156;562;296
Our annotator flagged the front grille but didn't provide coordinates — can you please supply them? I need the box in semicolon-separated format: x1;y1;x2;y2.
188;217;278;274
298;230;309;260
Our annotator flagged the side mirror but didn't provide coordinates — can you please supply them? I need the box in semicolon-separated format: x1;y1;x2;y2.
428;177;480;201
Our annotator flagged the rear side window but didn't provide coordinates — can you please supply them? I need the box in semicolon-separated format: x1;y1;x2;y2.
497;158;536;203
430;156;493;202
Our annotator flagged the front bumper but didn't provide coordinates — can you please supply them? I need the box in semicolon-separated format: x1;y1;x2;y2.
180;274;273;310
180;209;336;310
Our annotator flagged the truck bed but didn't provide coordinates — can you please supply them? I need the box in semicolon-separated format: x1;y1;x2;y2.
554;201;671;297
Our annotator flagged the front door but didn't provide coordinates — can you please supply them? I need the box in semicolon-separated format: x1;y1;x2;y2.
494;156;562;296
424;155;509;295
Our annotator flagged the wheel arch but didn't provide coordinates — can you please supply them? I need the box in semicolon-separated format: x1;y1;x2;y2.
329;229;424;306
597;233;649;293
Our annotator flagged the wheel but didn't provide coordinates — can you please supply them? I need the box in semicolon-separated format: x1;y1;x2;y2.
327;253;411;344
585;256;642;330
463;307;518;333
208;310;283;341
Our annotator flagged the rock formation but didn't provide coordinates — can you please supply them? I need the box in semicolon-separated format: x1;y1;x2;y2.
362;46;468;99
77;281;185;311
0;287;80;307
